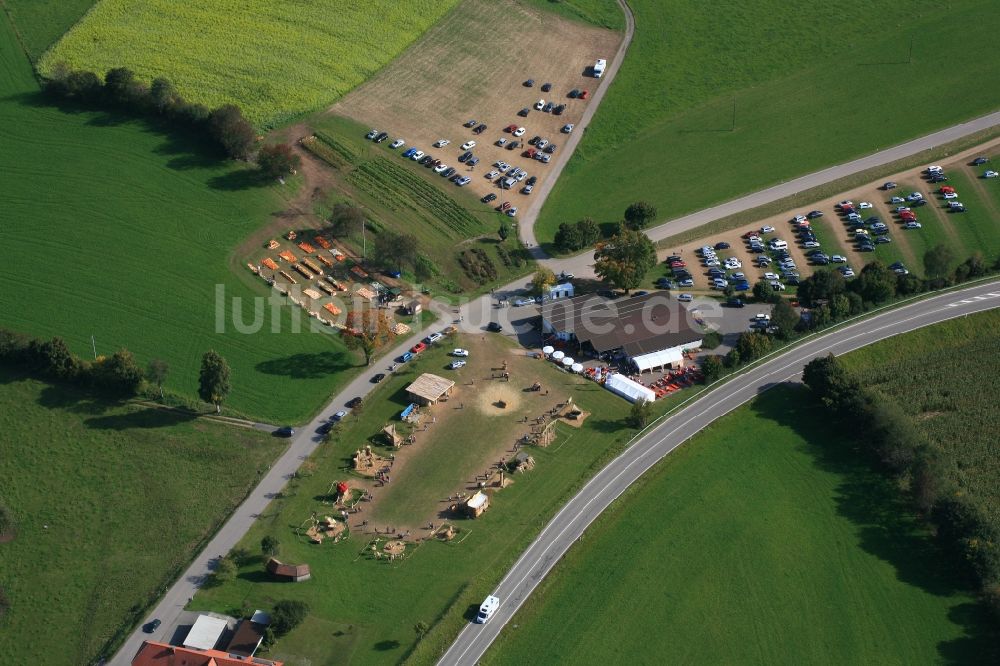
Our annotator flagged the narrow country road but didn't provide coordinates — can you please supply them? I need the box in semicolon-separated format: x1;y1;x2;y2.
437;280;1000;666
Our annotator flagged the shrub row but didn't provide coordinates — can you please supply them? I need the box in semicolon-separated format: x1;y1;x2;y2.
495;243;525;269
457;249;497;284
42;65;256;160
803;353;1000;615
0;328;143;397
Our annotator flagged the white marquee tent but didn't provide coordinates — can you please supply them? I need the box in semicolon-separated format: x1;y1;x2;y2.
631;347;684;373
604;373;656;404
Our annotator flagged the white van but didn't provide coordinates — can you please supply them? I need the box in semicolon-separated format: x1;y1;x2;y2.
769;239;788;250
475;595;500;623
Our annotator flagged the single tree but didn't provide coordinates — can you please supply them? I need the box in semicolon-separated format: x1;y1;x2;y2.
327;202;365;238
95;348;145;395
208;104;256;159
198;350;231;413
700;355;725;382
103;67;136;105
147;358;169;399
229;547;253;567
149;77;178;114
372;231;418;273
414;621;430;640
531;267;557;295
554;221;583;252
65;70;103;102
213;556;237;584
343;310;395;366
923;243;954;280
258;143;301;180
851;261;897;305
261;535;280;558
623;201;657;230
30;337;78;380
730;331;772;365
769;299;800;339
271;600;309;636
626;399;653;428
576;217;601;246
593;225;656;293
498;219;510;241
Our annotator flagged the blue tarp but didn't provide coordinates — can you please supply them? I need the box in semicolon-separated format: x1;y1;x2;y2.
400;403;417;420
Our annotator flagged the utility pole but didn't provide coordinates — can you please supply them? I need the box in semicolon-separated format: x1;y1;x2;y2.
361;217;366;260
91;335;97;359
731;96;737;132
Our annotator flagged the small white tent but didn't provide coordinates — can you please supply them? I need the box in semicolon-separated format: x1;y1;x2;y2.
604;373;656;404
631;347;684;373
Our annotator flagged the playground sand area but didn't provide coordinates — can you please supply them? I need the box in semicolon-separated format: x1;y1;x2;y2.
476;382;523;415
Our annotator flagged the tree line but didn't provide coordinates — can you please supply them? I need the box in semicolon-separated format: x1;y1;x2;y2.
0;327;232;412
42;65;299;179
554;201;657;253
803;353;1000;616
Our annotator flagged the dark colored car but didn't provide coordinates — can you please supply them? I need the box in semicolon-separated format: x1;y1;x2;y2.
524;79;535;87
274;426;295;438
346;397;363;409
882;181;897;190
543;102;554;112
568;89;580;98
553;104;566;115
544;143;557;153
473;124;487;135
526;176;537;186
371;373;386;383
541;82;552;92
418;155;433;165
458;151;472;162
482;193;497;203
374;132;388;143
464;119;477;127
971;157;989;165
726;298;744;308
528;135;540;145
911;199;928;207
714;242;730;250
518;107;530;117
487;322;503;332
144;619;162;634
441;167;456;178
507;141;520;150
316;421;333;435
806;210;824;218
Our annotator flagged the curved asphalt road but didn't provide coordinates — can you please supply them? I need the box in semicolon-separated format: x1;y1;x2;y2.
437;280;1000;666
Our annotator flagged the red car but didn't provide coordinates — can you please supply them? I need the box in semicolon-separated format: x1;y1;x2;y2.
900;212;916;221
523;148;537;158
579;90;589;100
670;260;686;268
410;342;427;354
939;186;955;194
497;201;512;212
504;124;518;133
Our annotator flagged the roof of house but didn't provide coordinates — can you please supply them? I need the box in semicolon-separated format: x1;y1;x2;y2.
132;641;283;666
182;615;228;651
265;558;310;578
226;620;264;657
541;292;702;353
405;373;455;402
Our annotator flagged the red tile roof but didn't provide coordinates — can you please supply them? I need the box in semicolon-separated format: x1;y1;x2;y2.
132;641;282;666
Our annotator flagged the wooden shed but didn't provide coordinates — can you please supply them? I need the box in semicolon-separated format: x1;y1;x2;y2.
405;373;455;406
406;299;422;315
266;557;311;582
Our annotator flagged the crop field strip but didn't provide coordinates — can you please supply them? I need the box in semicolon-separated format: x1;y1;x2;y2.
39;0;461;127
536;0;1000;246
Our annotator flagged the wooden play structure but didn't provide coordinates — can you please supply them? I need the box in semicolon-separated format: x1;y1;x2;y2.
464;491;490;518
383;423;403;448
352;445;390;476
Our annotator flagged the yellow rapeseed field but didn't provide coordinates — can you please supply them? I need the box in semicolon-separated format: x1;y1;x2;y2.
39;0;459;127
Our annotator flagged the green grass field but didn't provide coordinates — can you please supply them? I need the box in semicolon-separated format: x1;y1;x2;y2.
483;386;998;664
302;115;534;296
0;15;358;423
2;0;96;61
840;309;1000;516
537;0;1000;247
192;333;698;664
521;0;625;29
38;0;460;127
0;368;279;665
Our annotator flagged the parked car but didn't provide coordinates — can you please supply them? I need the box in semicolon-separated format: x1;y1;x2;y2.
410;150;424;161
534;99;545;110
513;297;534;307
561;123;575;133
553;104;566;115
482;193;497;203
714;241;730;250
402;147;416;158
274;426;295;438
972;156;990;165
579;90;589;99
473;124;487;135
455;176;471;186
806;210;824;218
463;119;477;128
366;129;378;139
458;151;472;162
677;293;693;302
411;342;427;354
434;139;450;148
144;619;162;634
568;89;580;98
524;79;535;87
983;170;999;178
506;207;518;217
518;107;530;117
441;167;456;178
882;181;897;190
487;322;503;332
903;220;922;229
544;143;557;153
371;373;386;383
450;360;466;370
390;138;405;149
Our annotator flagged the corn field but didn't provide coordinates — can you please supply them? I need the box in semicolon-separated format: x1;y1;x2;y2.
39;0;459;127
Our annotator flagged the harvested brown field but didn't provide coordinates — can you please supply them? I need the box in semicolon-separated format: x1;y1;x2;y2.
331;0;622;208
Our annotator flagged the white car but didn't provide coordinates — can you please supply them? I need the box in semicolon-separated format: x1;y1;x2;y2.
793;215;808;223
943;192;958;199
903;221;922;229
452;348;469;357
855;228;869;236
434;164;449;173
677;293;693;302
926;165;943;173
496;138;508;147
536;138;549;149
507;207;518;217
984;170;999;178
410;150;424;160
561;123;575;133
770;281;786;291
461;140;476;150
831;255;846;263
450;360;466;370
390;139;405;149
760;225;775;233
859;201;873;209
906;192;924;202
485;169;500;179
495;160;511;170
535;99;545;110
513;127;526;137
764;272;779;280
434;139;450;148
841;268;855;278
427;332;444;343
704;259;720;267
802;240;821;248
